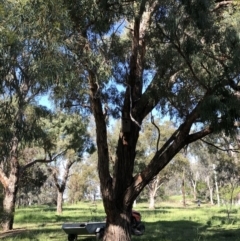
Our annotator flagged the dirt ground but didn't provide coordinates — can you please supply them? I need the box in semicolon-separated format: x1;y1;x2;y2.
0;228;27;239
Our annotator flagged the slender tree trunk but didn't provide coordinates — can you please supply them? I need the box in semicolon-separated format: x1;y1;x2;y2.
209;187;214;205
191;180;197;200
206;176;214;205
182;176;186;207
56;190;63;214
214;170;220;206
149;193;155;209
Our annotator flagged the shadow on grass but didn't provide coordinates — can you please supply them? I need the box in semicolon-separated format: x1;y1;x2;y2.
15;213;106;225
0;227;99;241
132;219;240;241
2;219;240;241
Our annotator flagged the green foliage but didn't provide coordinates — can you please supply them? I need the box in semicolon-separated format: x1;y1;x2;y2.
41;112;91;156
197;181;208;199
17;163;48;205
67;153;99;203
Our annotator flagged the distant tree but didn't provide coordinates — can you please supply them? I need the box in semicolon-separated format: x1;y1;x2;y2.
17;159;48;207
38;175;58;205
42;112;91;214
135;119;190;208
67;155;99;203
188;162;200;201
67;172;84;204
218;158;240;218
191;132;240;205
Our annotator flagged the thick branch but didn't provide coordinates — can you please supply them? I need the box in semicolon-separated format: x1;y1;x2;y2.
185;127;213;145
88;70;111;189
151;113;160;151
21;150;67;173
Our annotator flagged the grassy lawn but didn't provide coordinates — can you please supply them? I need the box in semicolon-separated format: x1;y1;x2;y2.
1;200;240;241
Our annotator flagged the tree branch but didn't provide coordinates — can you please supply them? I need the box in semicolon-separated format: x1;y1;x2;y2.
151;113;160;151
21;150;67;173
212;1;236;11
185;127;213;145
200;138;240;153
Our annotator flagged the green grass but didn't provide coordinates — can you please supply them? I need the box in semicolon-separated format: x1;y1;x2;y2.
1;200;240;241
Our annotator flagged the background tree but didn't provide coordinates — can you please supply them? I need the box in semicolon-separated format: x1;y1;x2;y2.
67;153;100;203
17;158;48;207
0;0;73;231
49;112;91;214
38;175;58;206
137;118;190;208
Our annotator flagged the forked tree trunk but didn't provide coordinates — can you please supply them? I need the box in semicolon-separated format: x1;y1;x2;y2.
56;190;63;214
53;159;74;215
191;180;197;200
206;176;214;205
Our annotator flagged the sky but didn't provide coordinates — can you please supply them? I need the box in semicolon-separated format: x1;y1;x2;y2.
38;94;52;109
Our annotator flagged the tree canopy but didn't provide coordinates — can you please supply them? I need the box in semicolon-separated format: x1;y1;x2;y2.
1;0;240;239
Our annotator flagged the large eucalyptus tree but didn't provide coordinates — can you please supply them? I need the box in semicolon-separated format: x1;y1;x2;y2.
0;0;75;231
55;0;240;240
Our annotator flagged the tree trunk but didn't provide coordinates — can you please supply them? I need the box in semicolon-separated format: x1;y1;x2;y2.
149;193;155;209
191;180;197;200
182;177;186;207
103;210;131;241
56;190;63;214
214;170;220;206
2;186;18;231
209;187;214;205
1;155;19;231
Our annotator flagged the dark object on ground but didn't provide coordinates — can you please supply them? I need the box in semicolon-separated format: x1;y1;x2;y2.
131;210;145;236
62;210;145;240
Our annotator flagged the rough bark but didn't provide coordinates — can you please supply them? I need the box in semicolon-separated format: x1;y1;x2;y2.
2;188;17;231
1;156;19;231
103;210;131;241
